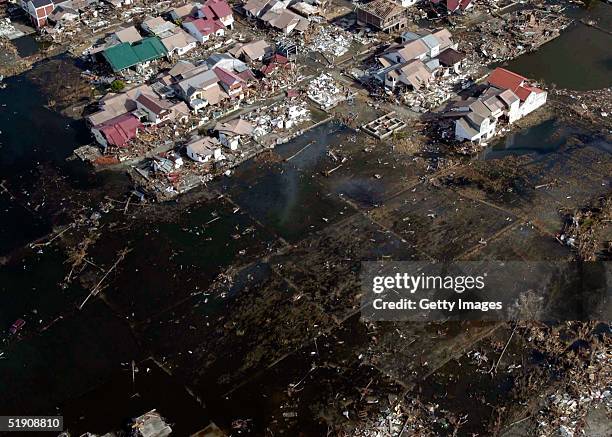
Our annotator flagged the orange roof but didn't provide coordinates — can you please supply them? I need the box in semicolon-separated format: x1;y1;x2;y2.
487;67;544;102
487;67;526;91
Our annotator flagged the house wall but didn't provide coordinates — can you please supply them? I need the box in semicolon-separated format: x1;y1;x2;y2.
28;3;54;27
219;15;234;29
186;146;208;162
219;133;239;150
91;127;109;147
183;22;205;42
507;100;521;124
135;102;161;124
520;91;547;118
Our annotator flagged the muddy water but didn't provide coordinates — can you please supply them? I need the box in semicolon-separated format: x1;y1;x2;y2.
11;35;43;58
0;64;92;254
502;3;612;90
481;116;610;161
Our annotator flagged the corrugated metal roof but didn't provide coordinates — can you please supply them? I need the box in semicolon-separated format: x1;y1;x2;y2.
103;37;167;71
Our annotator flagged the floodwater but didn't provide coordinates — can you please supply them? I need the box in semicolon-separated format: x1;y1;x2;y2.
501;3;612;90
11;35;42;58
0;63;91;254
481;117;570;160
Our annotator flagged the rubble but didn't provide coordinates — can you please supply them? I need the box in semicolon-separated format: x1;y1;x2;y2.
460;6;572;63
307;73;350;110
245;99;311;145
309;26;353;59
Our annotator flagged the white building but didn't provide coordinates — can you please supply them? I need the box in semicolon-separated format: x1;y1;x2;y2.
186;136;223;162
213;118;254;150
487;67;547;120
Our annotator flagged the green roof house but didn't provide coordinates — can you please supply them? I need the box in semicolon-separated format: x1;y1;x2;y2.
103;37;168;72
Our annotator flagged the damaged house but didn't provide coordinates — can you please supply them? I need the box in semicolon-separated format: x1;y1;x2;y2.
453;68;546;142
197;0;235;29
374;28;462;90
160;28;198;57
243;0;309;34
167;54;254;109
88;84;188;147
169;3;198;21
487;67;547;120
213;118;254;149
229;39;272;63
112;25;143;44
356;0;408;33
453;99;499;143
186;136;223;162
141;16;178;37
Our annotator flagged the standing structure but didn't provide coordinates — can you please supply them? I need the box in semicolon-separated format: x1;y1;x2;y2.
356;0;408;33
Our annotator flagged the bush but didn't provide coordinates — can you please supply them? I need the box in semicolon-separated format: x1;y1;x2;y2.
110;80;126;92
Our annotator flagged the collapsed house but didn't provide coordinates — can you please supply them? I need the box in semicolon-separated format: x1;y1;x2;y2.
374;28;463;90
453;67;547;142
243;0;309;34
213;118;254;149
47;3;79;26
430;0;473;14
356;0;409;33
132;410;172;437
229;39;273;63
185;136;223;162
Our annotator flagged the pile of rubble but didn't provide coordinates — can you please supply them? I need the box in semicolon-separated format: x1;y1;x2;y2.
0;18;24;39
310;26;353;58
307;73;346;110
245;100;311;144
532;333;612;437
461;6;572;63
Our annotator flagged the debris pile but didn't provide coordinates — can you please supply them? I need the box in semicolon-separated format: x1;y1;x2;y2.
307;74;346;110
463;7;572;62
0;18;23;39
310;26;353;58
245;100;311;145
558;194;612;261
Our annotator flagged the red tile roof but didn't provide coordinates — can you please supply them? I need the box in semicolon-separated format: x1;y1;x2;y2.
191;17;224;35
213;66;243;86
487;67;542;102
487;67;526;91
99;113;143;147
203;0;232;19
443;0;472;11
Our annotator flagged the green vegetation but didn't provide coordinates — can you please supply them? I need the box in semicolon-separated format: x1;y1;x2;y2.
110;79;126;92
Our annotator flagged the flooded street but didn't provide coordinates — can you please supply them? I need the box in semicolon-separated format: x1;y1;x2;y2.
0;3;610;435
